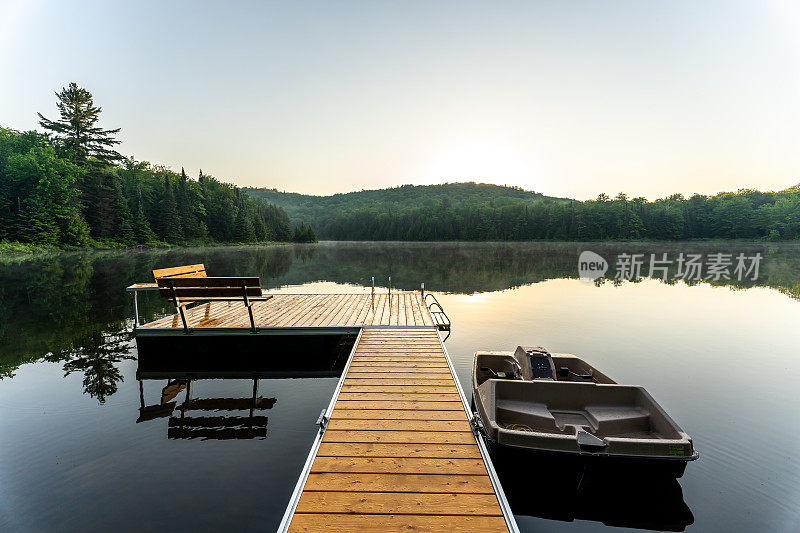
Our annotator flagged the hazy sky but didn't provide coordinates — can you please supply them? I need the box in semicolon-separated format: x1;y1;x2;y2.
1;1;799;199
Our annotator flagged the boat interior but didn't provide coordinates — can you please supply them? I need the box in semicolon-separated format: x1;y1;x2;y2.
493;379;684;442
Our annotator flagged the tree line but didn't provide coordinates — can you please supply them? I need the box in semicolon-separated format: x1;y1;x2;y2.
0;83;317;248
249;184;800;241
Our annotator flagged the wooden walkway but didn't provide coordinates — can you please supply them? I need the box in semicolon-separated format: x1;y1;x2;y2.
286;328;509;532
139;293;434;330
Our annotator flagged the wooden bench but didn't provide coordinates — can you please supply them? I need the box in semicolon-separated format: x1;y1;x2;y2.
154;266;271;333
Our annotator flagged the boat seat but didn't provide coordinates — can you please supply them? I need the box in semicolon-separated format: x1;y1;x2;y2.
584;405;651;436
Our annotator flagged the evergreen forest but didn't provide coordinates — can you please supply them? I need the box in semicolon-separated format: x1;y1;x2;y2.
0;83;316;249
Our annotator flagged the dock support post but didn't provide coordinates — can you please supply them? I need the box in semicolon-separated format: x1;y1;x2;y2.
420;282;424;298
132;291;140;329
371;276;375;309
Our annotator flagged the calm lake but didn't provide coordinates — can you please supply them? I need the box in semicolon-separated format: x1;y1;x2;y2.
1;241;799;532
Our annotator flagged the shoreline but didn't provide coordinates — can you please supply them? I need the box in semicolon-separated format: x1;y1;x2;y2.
1;238;796;260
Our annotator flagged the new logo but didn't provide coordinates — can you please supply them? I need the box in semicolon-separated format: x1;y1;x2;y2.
578;251;608;280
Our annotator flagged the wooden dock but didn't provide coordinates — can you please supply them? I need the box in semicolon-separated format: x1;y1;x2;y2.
133;289;515;531
282;328;512;532
138;293;435;331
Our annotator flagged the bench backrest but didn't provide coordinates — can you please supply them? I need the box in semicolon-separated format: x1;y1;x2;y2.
157;277;262;300
152;264;207;280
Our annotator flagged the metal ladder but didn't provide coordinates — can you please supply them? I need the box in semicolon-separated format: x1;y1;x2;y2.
423;291;451;332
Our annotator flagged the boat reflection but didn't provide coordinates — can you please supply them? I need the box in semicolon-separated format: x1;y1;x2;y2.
494;451;694;531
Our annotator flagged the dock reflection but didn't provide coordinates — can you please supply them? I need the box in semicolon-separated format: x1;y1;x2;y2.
135;332;355;441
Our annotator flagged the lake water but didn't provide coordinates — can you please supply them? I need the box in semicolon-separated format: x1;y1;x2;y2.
1;242;799;532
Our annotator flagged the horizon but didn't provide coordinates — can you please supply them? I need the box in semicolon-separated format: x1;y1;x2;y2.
2;1;799;201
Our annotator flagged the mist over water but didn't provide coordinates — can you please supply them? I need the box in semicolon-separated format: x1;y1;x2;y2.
1;242;799;532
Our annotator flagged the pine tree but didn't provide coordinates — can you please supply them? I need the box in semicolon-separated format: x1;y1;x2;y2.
111;176;134;244
158;176;183;242
234;204;255;242
305;224;318;243
132;189;157;243
176;167;206;241
80;168;133;242
20;194;59;244
253;214;268;241
38;83;122;165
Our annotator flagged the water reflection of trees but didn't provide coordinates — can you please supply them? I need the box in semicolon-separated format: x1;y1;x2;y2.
2;242;800;398
268;242;800;297
56;330;136;403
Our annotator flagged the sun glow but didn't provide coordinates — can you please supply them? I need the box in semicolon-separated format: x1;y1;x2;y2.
422;141;533;187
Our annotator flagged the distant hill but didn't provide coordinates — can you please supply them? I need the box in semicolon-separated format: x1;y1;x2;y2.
244;182;570;239
244;182;800;241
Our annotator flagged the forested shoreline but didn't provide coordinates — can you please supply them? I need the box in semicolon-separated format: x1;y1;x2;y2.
248;183;800;242
4;83;799;251
0;83;316;251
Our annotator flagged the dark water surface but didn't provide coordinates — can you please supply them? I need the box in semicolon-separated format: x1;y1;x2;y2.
1;242;799;532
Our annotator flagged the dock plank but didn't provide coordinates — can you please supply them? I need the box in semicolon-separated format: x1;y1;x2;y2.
334;400;465;411
343;377;456;385
326;419;471;432
295;491;503;516
340;385;459;394
288;513;507;532
349;361;449;368
337;392;461;402
302;472;496;494
332;409;466;420
310;457;489;475
315;442;482;459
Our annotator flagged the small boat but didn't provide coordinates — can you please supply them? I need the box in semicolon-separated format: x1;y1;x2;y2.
472;346;698;477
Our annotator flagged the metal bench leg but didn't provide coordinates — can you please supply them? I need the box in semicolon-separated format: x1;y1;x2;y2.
247;304;257;333
241;279;257;333
169;280;190;334
178;305;190;334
